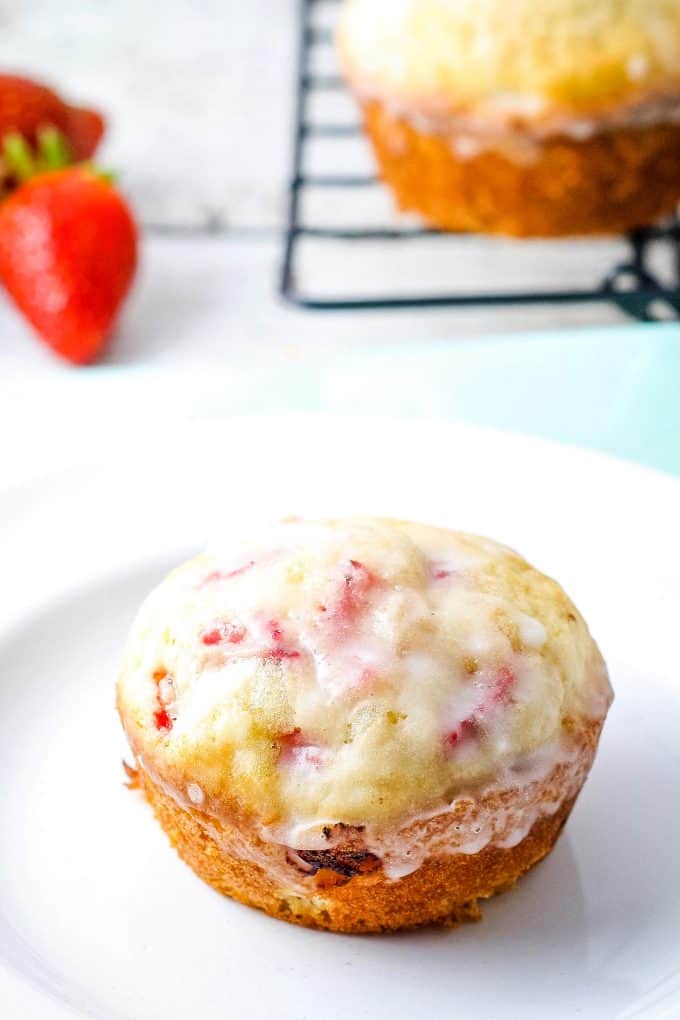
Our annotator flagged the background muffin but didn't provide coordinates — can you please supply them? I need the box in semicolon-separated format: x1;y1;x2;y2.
117;518;612;932
338;0;680;237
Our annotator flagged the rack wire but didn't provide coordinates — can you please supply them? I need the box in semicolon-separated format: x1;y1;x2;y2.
280;0;680;321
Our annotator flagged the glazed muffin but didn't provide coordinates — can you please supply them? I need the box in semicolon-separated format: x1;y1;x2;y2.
338;0;680;236
117;518;612;933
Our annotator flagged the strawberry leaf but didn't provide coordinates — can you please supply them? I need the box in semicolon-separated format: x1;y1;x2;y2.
2;133;36;182
37;126;72;170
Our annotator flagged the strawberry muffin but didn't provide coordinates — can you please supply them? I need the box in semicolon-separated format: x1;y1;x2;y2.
116;518;612;933
338;0;680;236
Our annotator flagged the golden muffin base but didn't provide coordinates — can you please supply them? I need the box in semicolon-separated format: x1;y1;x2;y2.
361;99;680;237
138;767;577;934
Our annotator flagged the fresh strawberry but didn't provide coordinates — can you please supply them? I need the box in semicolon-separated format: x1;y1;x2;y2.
0;74;104;164
0;166;138;364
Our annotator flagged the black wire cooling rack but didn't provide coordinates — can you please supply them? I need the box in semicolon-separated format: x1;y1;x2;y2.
280;0;680;321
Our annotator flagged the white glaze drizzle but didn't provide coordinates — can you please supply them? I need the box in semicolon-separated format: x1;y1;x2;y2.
261;736;592;882
371;90;680;164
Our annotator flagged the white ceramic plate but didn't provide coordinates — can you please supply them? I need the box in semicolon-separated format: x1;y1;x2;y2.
1;416;679;1020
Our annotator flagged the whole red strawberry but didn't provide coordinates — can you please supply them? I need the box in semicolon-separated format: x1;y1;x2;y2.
0;166;138;364
0;74;104;163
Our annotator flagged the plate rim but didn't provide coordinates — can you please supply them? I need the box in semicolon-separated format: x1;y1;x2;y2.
1;414;679;1020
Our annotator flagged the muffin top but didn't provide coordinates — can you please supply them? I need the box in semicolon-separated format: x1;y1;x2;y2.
117;518;611;832
338;0;680;125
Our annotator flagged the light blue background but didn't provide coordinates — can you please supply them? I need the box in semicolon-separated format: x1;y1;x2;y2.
51;322;680;476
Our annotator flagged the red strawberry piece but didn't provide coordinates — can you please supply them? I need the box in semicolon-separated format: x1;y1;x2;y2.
267;647;301;661
326;559;377;632
429;561;459;581
278;728;324;767
267;620;284;642
292;746;323;766
474;665;517;720
259;618;301;661
152;670;176;733
0;166;137;364
280;727;303;743
444;717;478;749
488;665;516;705
201;628;223;646
444;666;517;753
278;727;303;759
200;561;256;586
343;560;374;605
200;621;246;646
153;708;172;733
0;74;105;164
